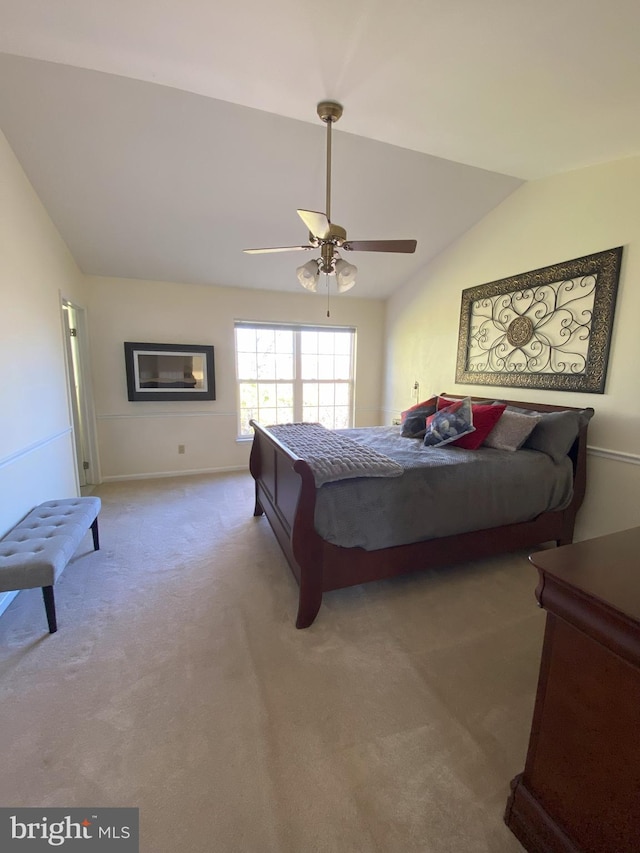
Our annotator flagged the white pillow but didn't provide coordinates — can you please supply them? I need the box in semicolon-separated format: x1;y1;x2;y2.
483;410;541;452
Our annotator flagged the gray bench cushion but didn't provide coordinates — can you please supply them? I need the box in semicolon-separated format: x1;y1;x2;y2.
0;497;101;591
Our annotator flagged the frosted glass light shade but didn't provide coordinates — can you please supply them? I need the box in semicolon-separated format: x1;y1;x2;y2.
335;258;357;292
296;259;320;291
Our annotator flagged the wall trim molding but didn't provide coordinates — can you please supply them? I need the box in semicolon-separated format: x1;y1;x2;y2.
101;464;247;482
97;408;382;421
0;427;72;471
587;446;640;466
97;411;232;420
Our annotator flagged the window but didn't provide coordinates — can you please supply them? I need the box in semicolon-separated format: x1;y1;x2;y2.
235;322;356;436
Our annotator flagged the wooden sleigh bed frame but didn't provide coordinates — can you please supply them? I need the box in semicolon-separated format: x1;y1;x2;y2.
249;395;590;628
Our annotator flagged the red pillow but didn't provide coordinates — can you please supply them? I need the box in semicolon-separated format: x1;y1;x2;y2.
437;395;493;410
437;395;457;410
451;403;506;449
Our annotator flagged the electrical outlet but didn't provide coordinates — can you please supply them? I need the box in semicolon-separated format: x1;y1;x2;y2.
178;444;185;454
392;418;402;426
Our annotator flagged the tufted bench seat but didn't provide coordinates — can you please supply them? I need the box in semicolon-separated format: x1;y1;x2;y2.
0;497;101;633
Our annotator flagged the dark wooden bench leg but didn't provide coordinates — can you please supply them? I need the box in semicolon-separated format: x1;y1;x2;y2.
91;517;100;550
42;586;57;633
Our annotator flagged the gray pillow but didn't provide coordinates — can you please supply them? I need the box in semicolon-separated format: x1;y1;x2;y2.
400;398;437;438
510;407;594;463
483;410;542;452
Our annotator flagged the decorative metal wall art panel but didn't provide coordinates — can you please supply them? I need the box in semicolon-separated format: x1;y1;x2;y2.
455;247;622;393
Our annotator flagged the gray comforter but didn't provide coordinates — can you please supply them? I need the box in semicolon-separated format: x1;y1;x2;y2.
267;422;403;485
313;426;574;551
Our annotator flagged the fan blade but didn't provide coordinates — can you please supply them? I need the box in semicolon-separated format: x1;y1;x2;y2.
244;245;314;254
297;209;331;240
343;239;417;253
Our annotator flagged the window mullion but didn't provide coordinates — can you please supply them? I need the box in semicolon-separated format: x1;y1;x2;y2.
293;331;303;421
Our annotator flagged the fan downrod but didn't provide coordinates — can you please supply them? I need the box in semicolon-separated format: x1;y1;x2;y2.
317;101;343;124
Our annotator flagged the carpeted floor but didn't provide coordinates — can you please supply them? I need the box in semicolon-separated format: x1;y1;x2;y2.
0;472;539;852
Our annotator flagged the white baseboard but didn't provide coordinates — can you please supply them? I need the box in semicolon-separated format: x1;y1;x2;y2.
100;465;248;482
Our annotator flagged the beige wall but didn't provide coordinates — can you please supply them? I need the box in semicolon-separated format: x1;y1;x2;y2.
385;156;640;540
0;130;87;613
85;276;385;479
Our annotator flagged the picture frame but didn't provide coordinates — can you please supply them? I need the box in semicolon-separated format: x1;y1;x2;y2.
124;342;215;401
455;247;623;393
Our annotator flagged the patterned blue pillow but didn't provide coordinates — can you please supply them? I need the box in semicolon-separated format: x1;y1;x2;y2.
423;398;475;448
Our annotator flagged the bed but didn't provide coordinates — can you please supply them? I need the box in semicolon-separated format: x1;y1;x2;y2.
249;394;592;628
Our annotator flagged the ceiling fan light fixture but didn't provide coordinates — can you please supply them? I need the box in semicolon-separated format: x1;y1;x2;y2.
244;100;417;303
296;259;320;291
335;258;357;293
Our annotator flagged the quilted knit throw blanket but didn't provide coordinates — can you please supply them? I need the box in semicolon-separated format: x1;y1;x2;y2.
267;422;404;486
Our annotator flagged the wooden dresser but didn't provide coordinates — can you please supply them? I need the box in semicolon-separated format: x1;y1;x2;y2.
504;527;640;853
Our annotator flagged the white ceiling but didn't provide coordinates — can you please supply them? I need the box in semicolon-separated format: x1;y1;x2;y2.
1;0;639;299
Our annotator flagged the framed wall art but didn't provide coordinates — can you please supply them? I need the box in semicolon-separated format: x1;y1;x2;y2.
455;246;623;393
124;342;215;401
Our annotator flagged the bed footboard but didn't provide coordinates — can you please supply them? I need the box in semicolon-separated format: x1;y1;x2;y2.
249;420;325;627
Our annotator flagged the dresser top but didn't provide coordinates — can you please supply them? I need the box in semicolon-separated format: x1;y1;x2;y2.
530;527;640;624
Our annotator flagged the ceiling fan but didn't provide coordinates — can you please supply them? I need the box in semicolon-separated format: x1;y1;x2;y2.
244;101;417;294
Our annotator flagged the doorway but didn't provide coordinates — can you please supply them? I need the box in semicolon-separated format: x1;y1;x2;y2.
62;300;98;488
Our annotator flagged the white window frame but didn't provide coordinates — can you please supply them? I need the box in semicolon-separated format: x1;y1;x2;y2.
234;321;356;437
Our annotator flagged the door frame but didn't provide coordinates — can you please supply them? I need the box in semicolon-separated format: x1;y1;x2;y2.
60;296;101;486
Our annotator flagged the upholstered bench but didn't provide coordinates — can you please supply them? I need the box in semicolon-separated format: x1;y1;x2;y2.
0;497;101;633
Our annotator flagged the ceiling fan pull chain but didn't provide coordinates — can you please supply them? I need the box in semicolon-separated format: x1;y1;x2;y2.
326;274;331;318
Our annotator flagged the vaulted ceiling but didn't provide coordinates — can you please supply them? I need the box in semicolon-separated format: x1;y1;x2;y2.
1;1;639;299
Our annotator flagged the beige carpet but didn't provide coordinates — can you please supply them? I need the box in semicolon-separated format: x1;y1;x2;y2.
0;471;540;852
